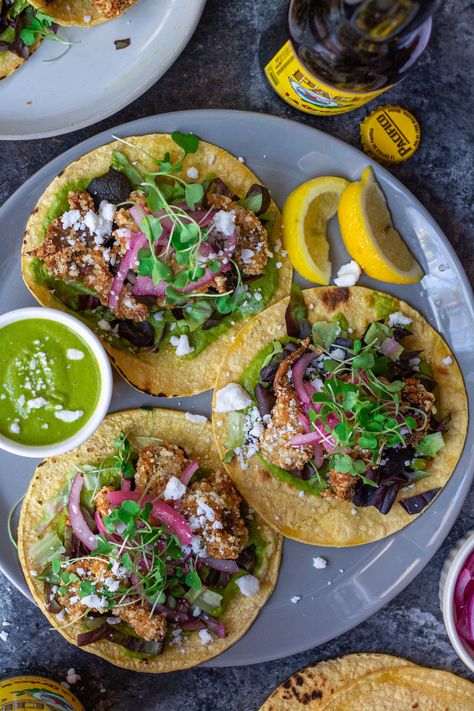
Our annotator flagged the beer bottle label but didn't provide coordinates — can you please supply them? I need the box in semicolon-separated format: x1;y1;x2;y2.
264;40;392;115
0;675;85;711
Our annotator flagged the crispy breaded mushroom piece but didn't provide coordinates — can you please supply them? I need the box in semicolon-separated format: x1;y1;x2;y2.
207;194;271;276
118;603;167;642
93;0;136;18
57;559;116;619
134;444;188;497
68;190;95;213
401;377;437;415
259;341;313;471
94;486;115;518
31;190;147;322
181;470;248;559
323;469;357;501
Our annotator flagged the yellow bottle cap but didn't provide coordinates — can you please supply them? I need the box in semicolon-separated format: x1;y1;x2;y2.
360;105;420;163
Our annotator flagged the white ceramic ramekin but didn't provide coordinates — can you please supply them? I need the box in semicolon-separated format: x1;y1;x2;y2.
439;528;474;673
0;307;112;458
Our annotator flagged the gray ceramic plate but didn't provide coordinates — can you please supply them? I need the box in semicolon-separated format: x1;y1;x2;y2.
0;0;205;140
0;110;473;667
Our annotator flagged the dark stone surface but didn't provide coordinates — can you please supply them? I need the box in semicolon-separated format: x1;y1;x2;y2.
0;1;473;709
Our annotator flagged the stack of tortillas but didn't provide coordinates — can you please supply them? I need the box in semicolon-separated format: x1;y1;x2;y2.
259;653;474;710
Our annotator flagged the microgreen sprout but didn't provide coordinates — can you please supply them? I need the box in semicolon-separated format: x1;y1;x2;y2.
113;431;136;479
307;338;430;478
18;9;78;61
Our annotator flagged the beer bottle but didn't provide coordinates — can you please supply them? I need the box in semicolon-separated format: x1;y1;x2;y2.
260;0;442;116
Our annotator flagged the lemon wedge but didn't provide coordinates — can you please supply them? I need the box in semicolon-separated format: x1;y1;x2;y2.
282;176;349;284
338;166;423;284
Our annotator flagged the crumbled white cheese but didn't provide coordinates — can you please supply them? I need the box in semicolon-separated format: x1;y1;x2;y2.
110;559;128;579
61;210;81;230
104;577;120;593
98;200;115;225
186;166;199;179
214;383;252;412
351;507;358;516
238;156;245;163
198;629;212;645
442;356;453;366
79;201;115;244
163;476;187;501
54;409;83;423
212;209;236;236
312;556;327;570
333;260;361;287
83;14;91;23
81;594;107;609
153;311;164;321
330;348;346;362
170;628;183;646
98;319;112;331
241;248;255;263
66;348;85;361
235;574;260;597
9;422;21;434
298;490;305;498
196;499;216;522
290;596;301;604
27;397;48;410
106;616;121;625
388;312;412;327
66;668;81;685
170;334;195;357
185;412;208;423
186;534;207;558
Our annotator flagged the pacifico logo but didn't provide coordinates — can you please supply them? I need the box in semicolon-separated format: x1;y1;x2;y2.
375;112;413;157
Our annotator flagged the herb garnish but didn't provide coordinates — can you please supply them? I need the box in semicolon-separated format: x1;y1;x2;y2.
110;133;247;314
310;337;428;479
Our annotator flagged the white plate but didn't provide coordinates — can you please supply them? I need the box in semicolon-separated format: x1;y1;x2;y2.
1;111;473;667
0;0;205;139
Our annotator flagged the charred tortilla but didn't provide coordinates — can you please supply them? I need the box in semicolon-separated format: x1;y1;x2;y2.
21;133;292;397
212;286;467;546
18;408;282;673
259;654;474;710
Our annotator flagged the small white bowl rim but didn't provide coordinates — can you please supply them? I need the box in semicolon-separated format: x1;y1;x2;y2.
0;307;112;458
442;530;474;673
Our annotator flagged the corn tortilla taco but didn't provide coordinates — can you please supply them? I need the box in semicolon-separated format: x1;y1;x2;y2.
18;408;282;672
259;654;474;710
22;133;292;397
212;285;467;546
28;0;139;26
0;0;43;80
